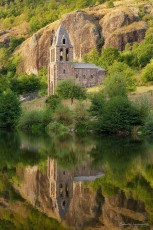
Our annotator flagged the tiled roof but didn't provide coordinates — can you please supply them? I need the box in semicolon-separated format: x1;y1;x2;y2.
73;62;106;71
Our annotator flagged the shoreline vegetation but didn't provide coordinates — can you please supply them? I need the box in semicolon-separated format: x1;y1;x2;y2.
16;78;153;137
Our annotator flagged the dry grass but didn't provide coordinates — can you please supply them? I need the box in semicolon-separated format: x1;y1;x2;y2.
22;97;91;111
22;85;153;111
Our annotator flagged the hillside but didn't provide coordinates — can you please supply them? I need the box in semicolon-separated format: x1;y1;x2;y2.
0;0;152;74
0;0;153;97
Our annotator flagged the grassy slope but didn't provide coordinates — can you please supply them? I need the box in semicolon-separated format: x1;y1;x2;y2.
22;85;153;111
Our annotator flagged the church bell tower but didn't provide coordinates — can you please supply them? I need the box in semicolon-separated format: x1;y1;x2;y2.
48;25;73;95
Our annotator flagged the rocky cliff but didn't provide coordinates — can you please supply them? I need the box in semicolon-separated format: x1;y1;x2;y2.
2;1;152;74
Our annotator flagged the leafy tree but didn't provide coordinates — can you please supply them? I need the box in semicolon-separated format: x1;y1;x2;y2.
99;47;120;69
0;91;21;128
45;95;61;111
56;79;86;104
97;96;141;133
89;91;106;115
104;74;128;98
108;62;136;91
141;60;153;82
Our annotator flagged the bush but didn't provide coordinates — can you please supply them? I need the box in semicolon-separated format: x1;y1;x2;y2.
0;91;21;128
18;110;52;133
47;121;69;135
89;91;106;115
53;104;73;126
74;102;89;133
56;79;86;104
45;95;61;111
96;96;141;133
141;61;153;83
144;114;153;135
106;0;114;8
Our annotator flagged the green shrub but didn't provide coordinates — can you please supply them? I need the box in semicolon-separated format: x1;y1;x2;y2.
106;0;114;8
18;110;52;133
89;91;106;115
0;91;21;128
141;61;153;82
96;96;141;133
47;121;69;135
74;102;89;133
144;113;153;135
53;105;73;126
45;95;61;111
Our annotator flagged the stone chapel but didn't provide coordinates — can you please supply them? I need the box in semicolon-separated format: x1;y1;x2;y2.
48;24;106;95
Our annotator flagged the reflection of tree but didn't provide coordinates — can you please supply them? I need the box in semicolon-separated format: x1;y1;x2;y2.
89;136;153;223
0;131;47;170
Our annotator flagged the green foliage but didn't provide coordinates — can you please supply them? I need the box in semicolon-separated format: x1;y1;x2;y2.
18;110;52;133
141;60;153;82
104;74;128;98
45;95;61;111
47;121;69;136
144;113;153;135
97;96;141;133
0;47;9;68
38;67;48;96
56;79;86;104
10;74;41;95
53;104;73;126
0;91;21;128
99;47;120;69
9;36;25;53
89;91;106;115
74;102;89;133
106;0;114;8
107;62;136;91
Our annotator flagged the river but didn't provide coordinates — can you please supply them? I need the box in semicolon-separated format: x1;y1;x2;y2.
0;131;152;229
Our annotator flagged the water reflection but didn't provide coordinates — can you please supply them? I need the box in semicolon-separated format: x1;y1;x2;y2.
0;131;152;229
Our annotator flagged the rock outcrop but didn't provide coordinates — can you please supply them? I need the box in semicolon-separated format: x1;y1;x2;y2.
12;3;152;74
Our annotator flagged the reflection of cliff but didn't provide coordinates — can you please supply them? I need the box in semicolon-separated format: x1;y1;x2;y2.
16;157;151;230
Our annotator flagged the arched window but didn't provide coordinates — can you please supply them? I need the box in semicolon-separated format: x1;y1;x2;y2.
63;69;66;74
63;38;66;44
91;75;93;79
60;48;63;61
76;74;78;79
66;48;69;61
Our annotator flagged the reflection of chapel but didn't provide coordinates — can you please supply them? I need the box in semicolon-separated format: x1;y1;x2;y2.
47;158;104;220
48;24;106;95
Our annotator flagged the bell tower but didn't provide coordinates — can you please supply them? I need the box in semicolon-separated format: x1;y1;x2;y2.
48;24;73;95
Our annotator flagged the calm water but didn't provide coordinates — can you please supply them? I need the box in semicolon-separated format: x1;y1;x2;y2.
0;131;153;230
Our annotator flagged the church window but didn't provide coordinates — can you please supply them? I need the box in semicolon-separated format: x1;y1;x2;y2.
65;184;69;197
63;38;66;44
62;201;66;207
66;48;69;61
63;69;66;74
60;48;63;61
91;75;93;79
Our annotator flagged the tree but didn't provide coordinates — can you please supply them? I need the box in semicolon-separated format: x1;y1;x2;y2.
141;60;153;82
56;79;86;104
108;61;136;91
99;47;120;69
104;74;127;98
0;91;21;128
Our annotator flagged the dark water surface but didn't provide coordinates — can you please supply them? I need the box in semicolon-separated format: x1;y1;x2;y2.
0;131;152;230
